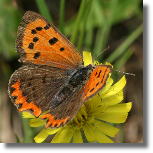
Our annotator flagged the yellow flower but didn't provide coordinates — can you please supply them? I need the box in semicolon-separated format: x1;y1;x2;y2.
22;51;132;143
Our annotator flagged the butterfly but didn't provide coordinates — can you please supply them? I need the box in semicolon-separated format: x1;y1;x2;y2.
8;11;113;128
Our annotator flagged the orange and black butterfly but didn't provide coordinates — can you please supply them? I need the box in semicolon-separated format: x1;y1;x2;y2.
8;11;112;128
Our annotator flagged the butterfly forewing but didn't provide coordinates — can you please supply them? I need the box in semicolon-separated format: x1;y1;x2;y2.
16;11;83;69
82;65;113;102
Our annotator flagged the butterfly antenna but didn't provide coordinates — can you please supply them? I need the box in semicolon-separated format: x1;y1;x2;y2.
92;46;135;76
113;69;135;76
93;46;110;62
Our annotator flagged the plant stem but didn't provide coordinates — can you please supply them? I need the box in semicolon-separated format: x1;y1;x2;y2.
77;0;92;51
70;0;87;45
59;0;65;34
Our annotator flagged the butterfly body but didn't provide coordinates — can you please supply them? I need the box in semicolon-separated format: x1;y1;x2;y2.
8;11;112;128
49;65;92;109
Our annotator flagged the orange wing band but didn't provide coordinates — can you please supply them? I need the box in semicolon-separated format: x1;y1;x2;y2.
41;114;70;128
11;80;42;117
11;80;70;128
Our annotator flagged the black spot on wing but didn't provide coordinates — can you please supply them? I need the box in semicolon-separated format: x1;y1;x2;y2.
49;37;58;45
31;29;37;34
97;70;102;78
28;43;34;49
96;82;99;86
10;87;16;94
44;24;51;30
33;37;39;42
36;26;43;31
60;47;65;51
90;88;95;92
33;52;40;59
18;103;23;109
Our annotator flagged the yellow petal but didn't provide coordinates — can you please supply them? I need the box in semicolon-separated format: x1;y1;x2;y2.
102;75;126;98
93;128;114;143
83;51;92;66
94;61;100;65
29;118;46;127
51;127;74;143
96;112;130;123
82;123;95;142
22;112;35;118
106;102;132;113
105;62;113;67
34;128;48;143
99;78;114;95
100;90;124;106
73;130;83;143
95;103;132;123
91;103;109;115
90;95;101;110
46;128;60;135
51;128;63;143
95;122;119;137
60;128;74;143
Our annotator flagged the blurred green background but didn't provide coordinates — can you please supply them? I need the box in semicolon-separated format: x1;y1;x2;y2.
0;0;143;143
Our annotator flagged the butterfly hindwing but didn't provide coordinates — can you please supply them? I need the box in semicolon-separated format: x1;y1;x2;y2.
42;86;85;128
8;65;68;117
8;65;85;128
16;11;83;69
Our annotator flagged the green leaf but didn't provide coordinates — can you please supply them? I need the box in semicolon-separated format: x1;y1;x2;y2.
15;134;21;143
70;0;87;45
59;0;65;34
35;0;54;24
105;24;143;63
77;0;92;51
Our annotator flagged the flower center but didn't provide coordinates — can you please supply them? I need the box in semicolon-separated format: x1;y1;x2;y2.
69;106;89;127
